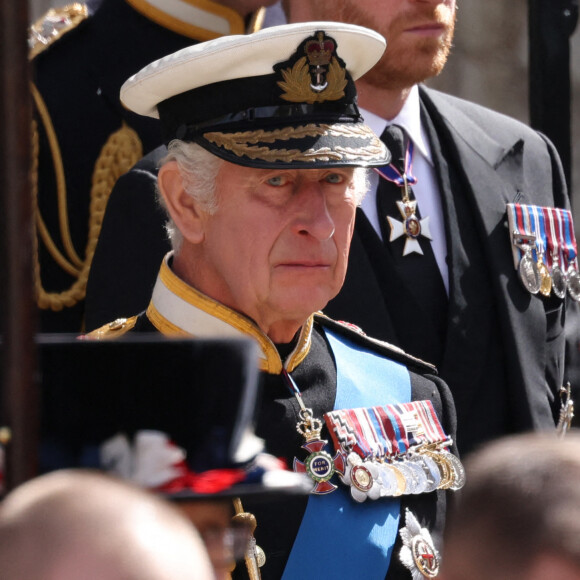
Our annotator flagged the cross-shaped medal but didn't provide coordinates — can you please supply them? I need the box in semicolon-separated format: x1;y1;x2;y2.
376;130;432;256
387;196;432;256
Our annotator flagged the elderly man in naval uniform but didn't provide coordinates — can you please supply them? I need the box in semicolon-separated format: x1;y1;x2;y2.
87;22;461;580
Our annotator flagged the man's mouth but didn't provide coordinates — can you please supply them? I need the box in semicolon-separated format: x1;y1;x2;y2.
404;21;447;35
275;261;331;270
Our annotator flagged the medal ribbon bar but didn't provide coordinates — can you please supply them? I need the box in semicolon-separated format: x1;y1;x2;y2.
321;401;463;502
507;203;580;300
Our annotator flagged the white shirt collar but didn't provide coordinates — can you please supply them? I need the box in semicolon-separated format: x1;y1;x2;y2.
360;85;433;164
146;254;314;374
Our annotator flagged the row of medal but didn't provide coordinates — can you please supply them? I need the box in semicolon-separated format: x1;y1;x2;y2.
293;398;465;503
507;203;580;300
339;442;464;503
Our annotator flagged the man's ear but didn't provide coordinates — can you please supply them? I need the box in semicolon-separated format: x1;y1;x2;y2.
158;161;205;244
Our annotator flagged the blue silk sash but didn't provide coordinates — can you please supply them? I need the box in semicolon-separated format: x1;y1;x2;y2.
281;329;411;579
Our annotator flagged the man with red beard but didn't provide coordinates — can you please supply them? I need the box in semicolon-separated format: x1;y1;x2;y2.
85;0;575;457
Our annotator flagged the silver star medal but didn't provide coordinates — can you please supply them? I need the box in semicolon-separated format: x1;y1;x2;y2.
399;509;440;579
387;200;432;256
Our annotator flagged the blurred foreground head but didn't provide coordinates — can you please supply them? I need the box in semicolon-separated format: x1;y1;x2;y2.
0;470;214;580
442;432;580;580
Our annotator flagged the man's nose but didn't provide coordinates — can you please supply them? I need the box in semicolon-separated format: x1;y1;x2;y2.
292;182;336;241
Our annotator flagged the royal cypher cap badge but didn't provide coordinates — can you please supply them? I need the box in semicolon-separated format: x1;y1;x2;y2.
277;31;347;103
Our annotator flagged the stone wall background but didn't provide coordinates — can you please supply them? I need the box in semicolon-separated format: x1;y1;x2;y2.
28;0;580;220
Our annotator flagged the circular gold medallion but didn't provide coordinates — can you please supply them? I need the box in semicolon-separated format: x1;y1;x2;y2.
387;463;407;496
422;450;453;489
351;464;373;492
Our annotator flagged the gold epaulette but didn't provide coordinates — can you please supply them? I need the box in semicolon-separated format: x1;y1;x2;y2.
29;3;89;60
84;316;138;340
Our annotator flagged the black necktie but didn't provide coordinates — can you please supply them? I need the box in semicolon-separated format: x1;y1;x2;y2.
375;124;448;364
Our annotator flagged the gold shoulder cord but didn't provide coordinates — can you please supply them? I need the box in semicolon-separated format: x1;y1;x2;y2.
247;6;266;33
31;83;143;312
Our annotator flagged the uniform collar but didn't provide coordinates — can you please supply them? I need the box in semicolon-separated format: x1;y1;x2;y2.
360;85;433;164
124;0;249;40
146;254;314;374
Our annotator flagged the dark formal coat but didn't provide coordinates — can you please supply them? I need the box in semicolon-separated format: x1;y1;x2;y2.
30;0;260;332
85;85;576;455
246;316;456;580
325;86;574;454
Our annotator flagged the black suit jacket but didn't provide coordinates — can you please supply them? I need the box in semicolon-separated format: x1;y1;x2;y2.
325;86;574;454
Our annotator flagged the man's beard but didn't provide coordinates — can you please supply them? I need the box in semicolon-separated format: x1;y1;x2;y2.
305;0;456;91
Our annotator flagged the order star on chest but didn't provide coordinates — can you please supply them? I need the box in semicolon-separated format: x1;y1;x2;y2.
387;199;432;256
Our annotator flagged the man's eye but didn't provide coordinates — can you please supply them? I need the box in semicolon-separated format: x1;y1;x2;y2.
267;175;288;186
325;173;344;184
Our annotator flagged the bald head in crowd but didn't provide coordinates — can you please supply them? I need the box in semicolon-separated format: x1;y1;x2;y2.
441;432;580;580
0;470;213;580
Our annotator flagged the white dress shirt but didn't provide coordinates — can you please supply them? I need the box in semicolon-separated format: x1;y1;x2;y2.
359;85;449;294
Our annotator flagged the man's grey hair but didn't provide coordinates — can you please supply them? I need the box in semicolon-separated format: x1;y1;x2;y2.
157;140;224;252
158;139;370;252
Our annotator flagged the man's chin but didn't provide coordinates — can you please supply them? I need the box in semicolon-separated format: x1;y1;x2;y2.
364;23;453;90
274;289;338;319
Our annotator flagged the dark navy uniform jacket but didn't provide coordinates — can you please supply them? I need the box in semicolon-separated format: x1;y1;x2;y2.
31;0;261;332
86;258;457;580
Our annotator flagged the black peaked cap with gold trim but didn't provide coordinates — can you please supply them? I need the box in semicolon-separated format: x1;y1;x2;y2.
120;22;391;169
